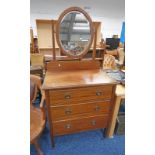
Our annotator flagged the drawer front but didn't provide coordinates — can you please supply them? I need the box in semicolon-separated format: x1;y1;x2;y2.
50;85;113;105
50;100;111;121
52;115;109;136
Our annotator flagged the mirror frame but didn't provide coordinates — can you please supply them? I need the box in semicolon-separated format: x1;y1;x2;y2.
56;7;94;58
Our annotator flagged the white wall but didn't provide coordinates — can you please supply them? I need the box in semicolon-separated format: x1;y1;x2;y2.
30;0;125;39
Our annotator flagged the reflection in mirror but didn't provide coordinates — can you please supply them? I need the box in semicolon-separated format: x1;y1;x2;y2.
60;11;91;56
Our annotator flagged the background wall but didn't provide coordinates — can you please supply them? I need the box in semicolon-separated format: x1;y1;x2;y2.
30;0;125;39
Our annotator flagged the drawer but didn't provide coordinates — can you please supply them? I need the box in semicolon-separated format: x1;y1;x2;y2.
50;100;111;121
49;85;113;105
52;115;109;136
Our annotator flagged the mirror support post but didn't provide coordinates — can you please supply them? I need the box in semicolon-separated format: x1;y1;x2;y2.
93;23;97;60
51;20;56;60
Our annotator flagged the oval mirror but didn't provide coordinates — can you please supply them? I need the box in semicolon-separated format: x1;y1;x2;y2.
56;7;94;58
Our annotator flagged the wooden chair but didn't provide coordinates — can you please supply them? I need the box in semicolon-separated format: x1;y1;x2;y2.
116;48;125;69
103;54;116;70
30;75;46;155
31;54;44;67
30;54;45;78
106;49;118;57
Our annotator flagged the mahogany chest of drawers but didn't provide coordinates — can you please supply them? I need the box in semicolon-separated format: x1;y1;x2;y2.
42;65;116;147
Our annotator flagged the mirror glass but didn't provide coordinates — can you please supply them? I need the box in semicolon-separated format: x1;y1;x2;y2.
59;11;91;56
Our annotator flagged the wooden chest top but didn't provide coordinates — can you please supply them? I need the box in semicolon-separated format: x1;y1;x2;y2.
42;69;117;90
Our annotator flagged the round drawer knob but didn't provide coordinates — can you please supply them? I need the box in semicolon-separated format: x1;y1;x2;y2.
96;91;102;96
65;108;72;114
95;105;100;111
64;94;71;99
91;120;96;126
65;124;71;129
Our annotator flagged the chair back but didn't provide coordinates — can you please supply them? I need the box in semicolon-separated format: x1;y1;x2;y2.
117;48;125;65
103;54;116;70
30;54;44;67
30;75;45;108
30;81;36;103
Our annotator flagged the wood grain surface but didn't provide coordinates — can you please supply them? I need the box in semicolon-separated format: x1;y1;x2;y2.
52;114;109;136
43;69;116;90
50;100;111;121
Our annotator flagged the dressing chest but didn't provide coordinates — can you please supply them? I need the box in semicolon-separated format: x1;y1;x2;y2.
42;61;116;146
42;7;117;147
